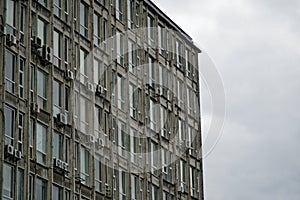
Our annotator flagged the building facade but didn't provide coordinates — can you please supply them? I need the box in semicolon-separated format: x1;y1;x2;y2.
0;0;203;199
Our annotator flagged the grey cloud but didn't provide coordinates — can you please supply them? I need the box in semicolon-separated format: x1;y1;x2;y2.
152;0;300;199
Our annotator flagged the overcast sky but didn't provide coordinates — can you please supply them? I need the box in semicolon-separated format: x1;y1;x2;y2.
152;0;300;199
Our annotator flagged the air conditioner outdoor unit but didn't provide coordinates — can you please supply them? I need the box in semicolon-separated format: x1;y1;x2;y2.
31;36;42;48
30;103;40;113
5;145;14;156
155;87;161;95
41;44;53;64
86;82;94;92
53;158;63;168
89;135;95;143
96;138;104;147
96;84;104;95
14;150;22;159
56;113;67;126
6;34;17;46
65;70;74;80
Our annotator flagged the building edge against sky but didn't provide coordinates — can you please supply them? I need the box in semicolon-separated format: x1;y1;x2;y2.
0;0;203;199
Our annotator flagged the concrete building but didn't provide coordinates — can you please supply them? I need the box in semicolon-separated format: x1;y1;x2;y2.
0;0;204;199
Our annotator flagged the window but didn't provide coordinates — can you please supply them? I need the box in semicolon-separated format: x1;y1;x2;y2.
152;185;159;200
6;0;16;35
130;128;138;163
80;146;90;185
20;6;25;43
102;19;107;51
80;2;89;37
53;80;62;116
116;31;124;65
128;40;135;73
118;122;126;157
5;50;16;94
136;47;141;77
160;106;167;137
53;30;62;68
117;75;125;110
53;132;63;160
19;58;25;98
187;126;193;154
177;79;184;106
52;185;63;200
64;37;69;65
17;169;24;200
187;87;192;115
2;164;13;199
178;119;185;143
37;123;47;164
54;0;62;17
135;2;140;28
127;0;134;29
116;0;123;22
150;99;157;131
29;119;34;158
36;178;47;200
37;18;47;45
129;84;136;118
4;106;14;145
158;25;165;54
176;40;183;68
29;175;33;200
131;174;138;200
139;178;144;200
94;106;102;138
147;15;154;46
151;142;159;176
190;167;197;197
37;70;48;110
180;160;186;192
94;12;101;46
148;56;155;88
93;58;101;85
79;48;88;83
18;113;24;151
186;49;192;77
94;155;103;192
79;96;89;134
119;170;126;200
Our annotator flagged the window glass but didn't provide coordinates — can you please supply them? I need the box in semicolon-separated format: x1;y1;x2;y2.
94;155;102;192
94;13;101;46
5;50;15;94
80;2;89;37
36;178;47;200
117;76;125;110
150;99;156;131
52;185;63;200
6;0;16;34
116;31;124;65
53;132;63;160
4;106;15;145
19;58;25;98
80;146;90;185
53;80;62;116
17;169;24;200
116;0;123;21
37;18;47;45
36;123;47;164
37;70;47;109
53;30;62;68
2;164;13;198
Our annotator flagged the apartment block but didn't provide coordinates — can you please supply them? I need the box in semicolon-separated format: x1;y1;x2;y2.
0;0;203;199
